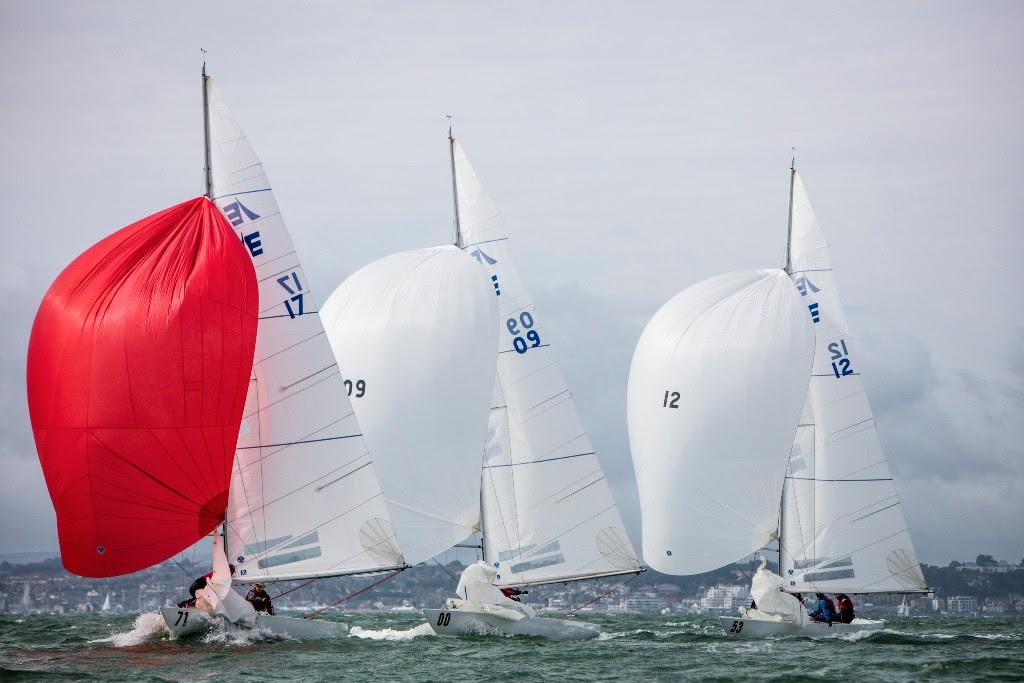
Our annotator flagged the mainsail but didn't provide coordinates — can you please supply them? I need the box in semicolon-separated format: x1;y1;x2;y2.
204;74;404;582
627;270;815;575
320;246;498;565
780;171;926;593
27;198;259;578
451;137;641;587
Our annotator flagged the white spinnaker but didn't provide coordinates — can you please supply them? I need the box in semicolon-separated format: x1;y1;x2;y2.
320;246;498;565
781;172;925;593
627;270;814;576
207;77;404;582
453;140;641;587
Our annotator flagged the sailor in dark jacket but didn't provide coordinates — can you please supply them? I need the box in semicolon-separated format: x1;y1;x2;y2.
245;583;275;615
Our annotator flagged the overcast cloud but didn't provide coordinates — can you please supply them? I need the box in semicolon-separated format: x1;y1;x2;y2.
1;1;1021;566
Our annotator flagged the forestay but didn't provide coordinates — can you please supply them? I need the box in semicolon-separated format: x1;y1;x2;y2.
320;246;498;565
452;139;641;587
206;76;404;582
627;270;814;576
781;172;926;593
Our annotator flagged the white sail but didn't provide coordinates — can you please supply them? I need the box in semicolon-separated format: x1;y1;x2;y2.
627;270;814;575
206;76;404;582
320;246;498;565
780;171;926;593
452;139;641;587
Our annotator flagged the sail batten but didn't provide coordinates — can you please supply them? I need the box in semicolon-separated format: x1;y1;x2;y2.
780;171;925;594
205;76;404;583
453;139;641;587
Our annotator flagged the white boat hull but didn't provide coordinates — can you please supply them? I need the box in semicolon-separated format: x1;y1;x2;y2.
423;608;600;641
159;607;349;640
718;615;885;638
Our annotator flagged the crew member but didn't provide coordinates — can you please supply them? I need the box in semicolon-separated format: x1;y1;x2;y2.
836;593;855;623
500;587;528;602
245;583;275;615
808;592;834;624
178;564;235;608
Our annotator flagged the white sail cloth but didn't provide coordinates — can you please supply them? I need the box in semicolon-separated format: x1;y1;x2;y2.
452;139;642;587
627;269;814;576
781;172;926;593
747;563;806;625
195;533;256;626
207;76;404;582
320;246;498;565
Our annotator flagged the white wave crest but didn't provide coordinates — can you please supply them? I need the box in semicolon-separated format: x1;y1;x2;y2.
348;622;435;641
201;620;282;646
89;612;166;647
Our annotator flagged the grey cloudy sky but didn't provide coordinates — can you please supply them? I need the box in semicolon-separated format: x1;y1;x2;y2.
1;1;1021;566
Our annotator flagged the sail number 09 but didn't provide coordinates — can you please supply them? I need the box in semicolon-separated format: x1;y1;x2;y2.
343;379;366;398
507;312;542;354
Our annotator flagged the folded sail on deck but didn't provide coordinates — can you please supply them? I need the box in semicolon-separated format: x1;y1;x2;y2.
627;270;814;576
452;140;641;587
320;246;498;565
205;77;404;582
781;172;926;593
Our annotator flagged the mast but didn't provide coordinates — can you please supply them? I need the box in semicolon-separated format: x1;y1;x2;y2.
201;58;213;200
448;122;463;248
784;154;795;274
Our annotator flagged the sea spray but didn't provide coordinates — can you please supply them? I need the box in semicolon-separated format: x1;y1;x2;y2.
89;612;166;647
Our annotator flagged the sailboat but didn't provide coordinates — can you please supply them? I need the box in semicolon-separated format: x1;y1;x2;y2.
162;67;411;639
26;66;405;642
101;593;111;613
627;164;928;638
419;132;643;640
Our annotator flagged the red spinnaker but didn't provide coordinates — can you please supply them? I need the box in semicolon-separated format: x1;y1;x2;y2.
27;197;259;577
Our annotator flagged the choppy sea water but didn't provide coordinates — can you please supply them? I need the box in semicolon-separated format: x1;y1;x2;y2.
2;612;1022;681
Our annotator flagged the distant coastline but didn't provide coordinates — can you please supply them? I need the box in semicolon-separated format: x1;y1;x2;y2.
0;551;59;565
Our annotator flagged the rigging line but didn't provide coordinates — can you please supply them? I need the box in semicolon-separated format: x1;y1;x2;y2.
236;433;362;451
786;476;893;482
482;451;593;469
567;571;641;615
460;236;509;249
170;556;196;581
302;568;405;620
432;558;459;582
500;343;551;355
210;188;273;201
270;576;319;601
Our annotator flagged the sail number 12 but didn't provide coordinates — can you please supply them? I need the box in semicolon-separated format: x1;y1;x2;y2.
828;339;855;378
662;391;680;409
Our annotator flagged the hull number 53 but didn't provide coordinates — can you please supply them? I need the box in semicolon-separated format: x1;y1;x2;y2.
729;620;744;633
